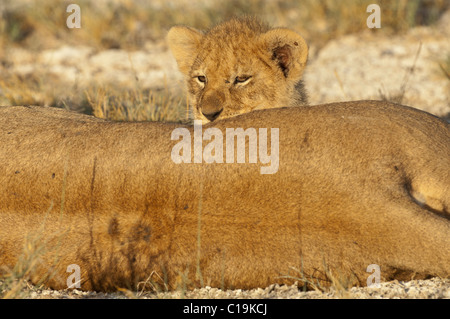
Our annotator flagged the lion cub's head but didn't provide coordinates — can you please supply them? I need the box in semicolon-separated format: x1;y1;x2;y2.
168;17;309;123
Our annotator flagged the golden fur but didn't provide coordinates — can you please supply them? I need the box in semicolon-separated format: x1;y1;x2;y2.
168;17;309;123
0;102;449;291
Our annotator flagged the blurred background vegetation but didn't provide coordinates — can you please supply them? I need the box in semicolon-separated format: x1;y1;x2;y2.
0;0;448;122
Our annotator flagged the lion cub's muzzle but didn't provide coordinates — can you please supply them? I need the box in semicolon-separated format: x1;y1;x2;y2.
200;92;225;122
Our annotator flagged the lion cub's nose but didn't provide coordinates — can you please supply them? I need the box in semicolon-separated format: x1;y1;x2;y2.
202;109;223;122
201;94;224;121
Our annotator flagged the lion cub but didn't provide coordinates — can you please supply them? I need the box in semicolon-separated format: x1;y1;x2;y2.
168;17;309;123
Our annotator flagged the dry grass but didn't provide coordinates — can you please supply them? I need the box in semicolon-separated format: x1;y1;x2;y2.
86;87;187;122
440;54;450;81
280;256;359;298
0;200;58;299
1;0;448;50
0;233;48;299
0;71;92;113
378;42;423;104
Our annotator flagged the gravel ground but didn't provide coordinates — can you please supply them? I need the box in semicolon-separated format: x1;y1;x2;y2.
3;277;447;299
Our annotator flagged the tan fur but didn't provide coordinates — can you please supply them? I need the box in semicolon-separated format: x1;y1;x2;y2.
168;17;309;123
0;102;449;292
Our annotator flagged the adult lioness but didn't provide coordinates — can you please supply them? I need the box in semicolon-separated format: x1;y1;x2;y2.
0;101;448;291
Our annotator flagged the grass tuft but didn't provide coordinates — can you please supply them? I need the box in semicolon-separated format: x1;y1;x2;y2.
85;86;186;122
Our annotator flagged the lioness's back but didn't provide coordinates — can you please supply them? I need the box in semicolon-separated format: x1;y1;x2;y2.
0;101;448;291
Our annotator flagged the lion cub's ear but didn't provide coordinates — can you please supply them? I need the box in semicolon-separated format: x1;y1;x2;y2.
262;28;308;81
167;26;204;75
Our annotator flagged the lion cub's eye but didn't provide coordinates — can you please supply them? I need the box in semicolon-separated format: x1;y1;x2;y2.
196;76;207;83
234;75;251;84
